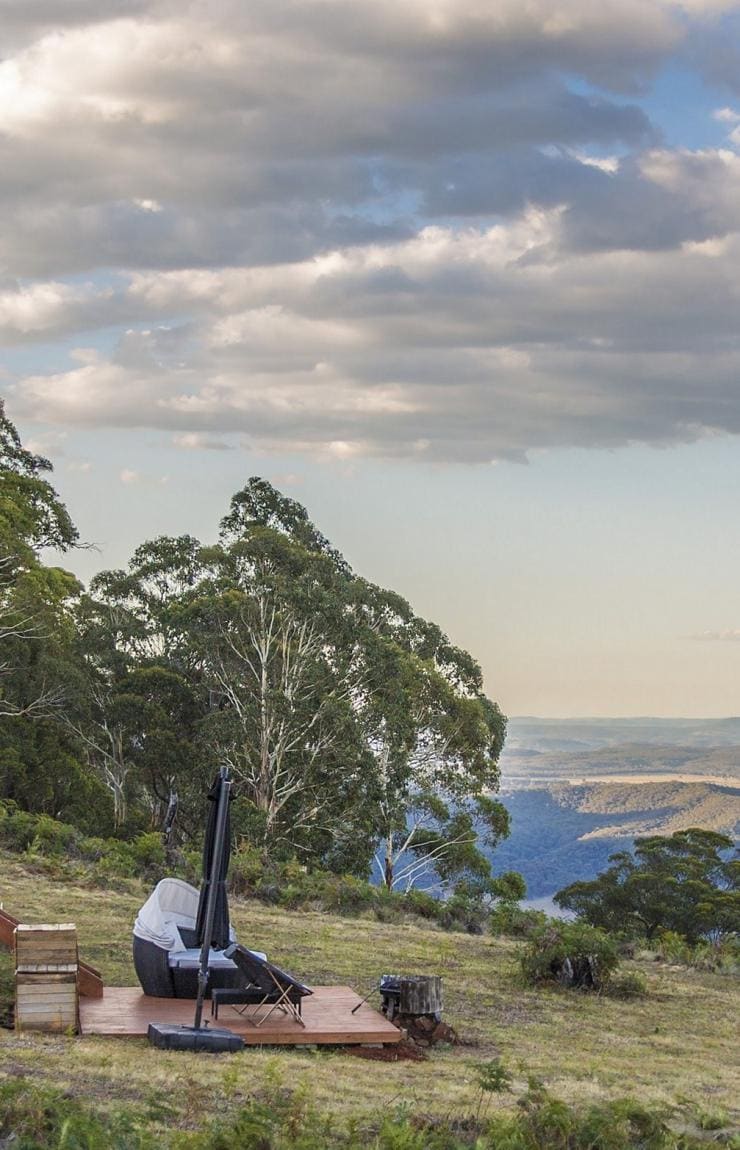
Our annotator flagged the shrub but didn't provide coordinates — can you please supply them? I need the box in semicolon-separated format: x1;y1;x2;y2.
28;814;82;858
655;932;740;975
607;971;648;1000
0;801;37;852
490;902;548;938
128;833;166;877
519;921;620;990
403;887;440;921
655;930;692;965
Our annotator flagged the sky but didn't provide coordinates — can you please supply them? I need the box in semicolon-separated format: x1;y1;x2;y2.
2;0;740;718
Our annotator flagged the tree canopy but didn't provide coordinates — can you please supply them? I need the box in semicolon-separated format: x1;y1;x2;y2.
82;478;508;884
554;828;740;943
0;409;511;890
0;402;98;823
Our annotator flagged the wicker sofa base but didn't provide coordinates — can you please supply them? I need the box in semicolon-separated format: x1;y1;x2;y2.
133;935;241;999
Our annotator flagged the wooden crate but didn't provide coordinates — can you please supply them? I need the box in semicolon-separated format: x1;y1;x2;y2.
15;924;78;967
15;924;79;1034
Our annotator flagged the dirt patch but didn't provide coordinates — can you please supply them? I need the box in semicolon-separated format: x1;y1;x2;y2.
342;1040;427;1062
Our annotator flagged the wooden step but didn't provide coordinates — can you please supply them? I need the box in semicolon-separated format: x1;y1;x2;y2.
0;908;103;997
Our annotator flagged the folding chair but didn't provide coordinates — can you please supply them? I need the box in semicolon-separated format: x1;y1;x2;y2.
222;944;313;1028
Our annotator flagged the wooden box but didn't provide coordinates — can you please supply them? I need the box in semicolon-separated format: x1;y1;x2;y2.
15;924;79;1034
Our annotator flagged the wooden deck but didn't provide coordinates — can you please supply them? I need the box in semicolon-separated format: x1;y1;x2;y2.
79;986;403;1046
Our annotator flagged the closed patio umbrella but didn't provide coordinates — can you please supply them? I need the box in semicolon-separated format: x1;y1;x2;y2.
149;764;243;1047
195;767;232;952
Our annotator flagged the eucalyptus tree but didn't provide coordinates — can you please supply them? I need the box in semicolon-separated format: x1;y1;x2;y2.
0;400;78;562
344;578;508;890
83;517;374;857
87;477;509;883
0;404;97;820
184;526;377;866
0;401;79;719
69;552;208;832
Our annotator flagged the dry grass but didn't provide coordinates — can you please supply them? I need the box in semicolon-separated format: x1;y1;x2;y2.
1;851;738;1136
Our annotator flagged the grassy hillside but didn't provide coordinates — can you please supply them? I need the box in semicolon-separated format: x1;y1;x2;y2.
0;852;738;1144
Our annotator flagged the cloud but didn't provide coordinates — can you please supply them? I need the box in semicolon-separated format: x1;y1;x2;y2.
172;432;234;451
11;198;740;463
0;2;668;279
5;2;740;464
691;630;740;640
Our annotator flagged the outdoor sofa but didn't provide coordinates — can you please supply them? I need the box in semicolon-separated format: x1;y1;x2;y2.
132;878;265;998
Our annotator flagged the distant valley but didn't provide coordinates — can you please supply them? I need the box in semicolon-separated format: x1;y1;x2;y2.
491;718;740;900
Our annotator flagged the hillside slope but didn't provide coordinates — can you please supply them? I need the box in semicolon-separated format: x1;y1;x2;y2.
0;851;738;1138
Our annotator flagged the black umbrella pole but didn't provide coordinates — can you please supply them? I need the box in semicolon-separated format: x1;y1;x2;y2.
193;768;231;1030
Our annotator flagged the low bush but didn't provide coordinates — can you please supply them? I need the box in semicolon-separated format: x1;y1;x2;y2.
227;840;473;928
0;801;566;940
0;801;167;887
0;801;38;852
519;921;620;990
607;970;648;999
655;931;740;975
490;902;548;938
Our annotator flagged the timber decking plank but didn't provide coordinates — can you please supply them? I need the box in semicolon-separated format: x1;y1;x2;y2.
79;986;402;1046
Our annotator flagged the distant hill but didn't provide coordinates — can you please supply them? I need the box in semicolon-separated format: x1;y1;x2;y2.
493;779;739;899
501;743;739;788
491;718;740;899
504;716;740;751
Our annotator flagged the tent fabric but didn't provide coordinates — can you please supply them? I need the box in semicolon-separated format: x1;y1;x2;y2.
133;878;200;953
133;878;241;957
195;771;232;950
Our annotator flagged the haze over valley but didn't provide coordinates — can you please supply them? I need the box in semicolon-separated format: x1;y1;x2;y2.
494;718;740;899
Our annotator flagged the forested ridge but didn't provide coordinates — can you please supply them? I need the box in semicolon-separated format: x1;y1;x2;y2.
0;402;508;895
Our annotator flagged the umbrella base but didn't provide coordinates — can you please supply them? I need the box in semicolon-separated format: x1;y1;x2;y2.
147;1022;244;1053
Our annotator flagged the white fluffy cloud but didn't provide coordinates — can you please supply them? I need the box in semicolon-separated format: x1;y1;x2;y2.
5;1;740;462
13;202;740;461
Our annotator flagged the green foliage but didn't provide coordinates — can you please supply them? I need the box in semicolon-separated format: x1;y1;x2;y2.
607;971;648;1000
555;829;740;945
654;931;740;974
490;902;548;938
227;840;480;928
0;1078;155;1150
0;400;78;558
0;1075;714;1150
1;418;509;898
694;1106;729;1131
519;921;620;990
0;801;166;884
79;476;507;886
476;1057;514;1096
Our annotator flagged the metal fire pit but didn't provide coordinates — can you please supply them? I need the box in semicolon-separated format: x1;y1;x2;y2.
379;974;402;1021
379;974;442;1023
